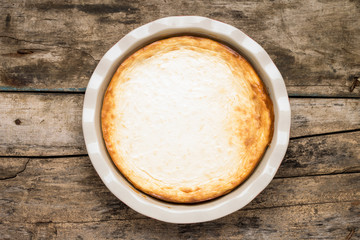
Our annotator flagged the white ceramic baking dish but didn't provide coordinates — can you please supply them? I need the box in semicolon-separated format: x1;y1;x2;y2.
82;16;291;224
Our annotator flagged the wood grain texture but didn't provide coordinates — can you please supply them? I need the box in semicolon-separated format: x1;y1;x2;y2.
0;0;359;96
290;98;360;137
0;129;359;223
0;93;85;156
277;131;360;177
1;202;359;240
0;1;359;238
0;36;96;92
1;92;359;156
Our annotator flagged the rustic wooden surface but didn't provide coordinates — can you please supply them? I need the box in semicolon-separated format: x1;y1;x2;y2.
1;0;359;239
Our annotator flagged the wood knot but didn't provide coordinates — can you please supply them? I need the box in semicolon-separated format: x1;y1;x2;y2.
5;14;11;28
17;49;34;55
14;119;22;125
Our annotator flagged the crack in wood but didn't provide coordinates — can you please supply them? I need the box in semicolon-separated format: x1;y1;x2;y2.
16;49;34;55
0;89;87;94
0;35;97;62
242;199;358;212
350;77;360;92
274;171;360;180
290;128;360;140
345;228;356;240
289;96;360;99
0;158;30;180
3;86;358;99
0;154;88;159
2;217;149;225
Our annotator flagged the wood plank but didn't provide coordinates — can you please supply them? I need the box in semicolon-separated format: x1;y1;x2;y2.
1;92;359;156
1;154;359;223
2;129;358;180
290;98;360;138
0;156;142;223
0;36;96;92
277;131;360;178
0;93;85;156
1;202;359;239
1;0;359;96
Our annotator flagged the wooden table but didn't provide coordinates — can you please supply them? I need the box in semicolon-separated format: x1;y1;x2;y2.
1;1;359;239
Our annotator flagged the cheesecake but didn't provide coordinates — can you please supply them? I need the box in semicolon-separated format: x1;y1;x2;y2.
101;36;274;203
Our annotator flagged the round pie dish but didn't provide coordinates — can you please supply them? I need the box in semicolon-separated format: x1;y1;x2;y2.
82;16;291;224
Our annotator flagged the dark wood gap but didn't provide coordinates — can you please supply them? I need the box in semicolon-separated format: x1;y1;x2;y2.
0;90;359;99
0;217;149;225
290;128;360;140
0;154;88;159
0;90;87;94
242;199;357;212
274;171;360;180
289;95;360;99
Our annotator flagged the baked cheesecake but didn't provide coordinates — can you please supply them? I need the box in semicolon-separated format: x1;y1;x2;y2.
101;36;274;203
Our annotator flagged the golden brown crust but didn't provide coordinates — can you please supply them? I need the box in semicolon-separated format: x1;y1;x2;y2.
102;36;274;203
